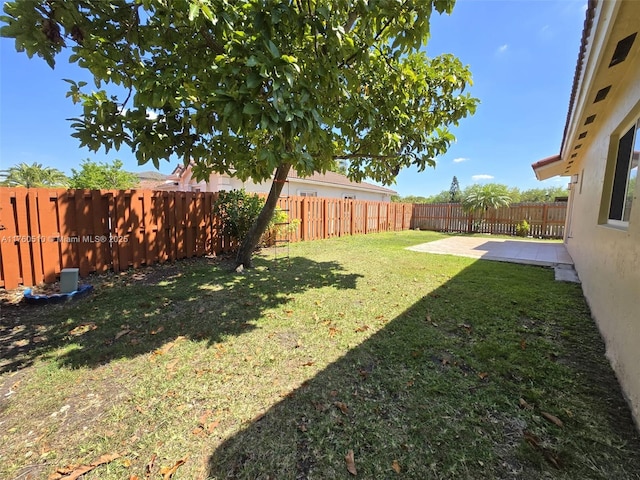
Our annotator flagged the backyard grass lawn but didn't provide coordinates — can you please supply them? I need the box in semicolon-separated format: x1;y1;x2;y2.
1;231;639;479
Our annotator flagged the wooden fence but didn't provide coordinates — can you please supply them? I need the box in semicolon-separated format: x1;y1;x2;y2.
0;188;412;289
411;202;567;238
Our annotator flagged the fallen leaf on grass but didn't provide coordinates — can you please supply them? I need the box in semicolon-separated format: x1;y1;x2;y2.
166;359;179;374
392;460;401;473
151;336;186;357
519;398;533;410
69;323;97;336
523;431;563;469
523;431;541;449
541;411;564;427
135;405;147;414
334;401;349;415
193;410;220;436
160;455;189;480
355;325;369;333
302;361;315;367
151;326;165;335
49;453;120;480
459;323;472;334
144;453;157;479
345;449;357;475
115;329;131;340
206;419;221;433
478;372;489;380
313;401;328;412
328;327;340;338
520;338;527;350
543;449;563;469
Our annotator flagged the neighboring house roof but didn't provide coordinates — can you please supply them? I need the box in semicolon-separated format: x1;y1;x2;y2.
287;170;396;195
135;171;180;190
171;163;397;195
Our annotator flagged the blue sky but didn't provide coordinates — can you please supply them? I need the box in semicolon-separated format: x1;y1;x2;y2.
0;0;586;197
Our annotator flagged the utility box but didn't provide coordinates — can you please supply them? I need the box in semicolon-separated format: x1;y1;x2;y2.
60;268;79;293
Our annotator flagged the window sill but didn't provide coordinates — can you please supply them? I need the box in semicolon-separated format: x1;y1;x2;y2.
598;220;630;232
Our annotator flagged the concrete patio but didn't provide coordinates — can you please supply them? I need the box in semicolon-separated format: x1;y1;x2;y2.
407;236;579;282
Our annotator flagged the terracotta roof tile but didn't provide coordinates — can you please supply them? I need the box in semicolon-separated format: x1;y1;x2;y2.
561;0;597;155
531;154;562;170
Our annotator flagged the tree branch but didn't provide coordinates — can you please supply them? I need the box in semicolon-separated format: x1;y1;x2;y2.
199;27;225;55
334;153;400;160
338;0;410;68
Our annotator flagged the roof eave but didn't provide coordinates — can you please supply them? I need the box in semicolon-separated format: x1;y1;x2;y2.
532;155;566;181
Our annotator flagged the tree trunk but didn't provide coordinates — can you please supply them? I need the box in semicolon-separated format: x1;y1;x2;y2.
235;162;292;268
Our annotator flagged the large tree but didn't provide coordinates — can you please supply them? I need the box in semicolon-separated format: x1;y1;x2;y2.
68;158;139;189
0;162;68;188
1;0;478;267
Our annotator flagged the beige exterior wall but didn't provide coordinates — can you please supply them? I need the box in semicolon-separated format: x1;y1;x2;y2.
223;177;392;202
565;57;640;424
174;170;393;202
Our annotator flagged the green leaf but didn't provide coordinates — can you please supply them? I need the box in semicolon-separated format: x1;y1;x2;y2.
188;2;200;21
242;103;261;115
266;40;280;58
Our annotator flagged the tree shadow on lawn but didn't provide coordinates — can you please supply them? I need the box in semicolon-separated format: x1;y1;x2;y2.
0;255;362;372
206;260;640;480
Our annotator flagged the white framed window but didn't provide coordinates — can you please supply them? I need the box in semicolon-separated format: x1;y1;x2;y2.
298;190;317;197
607;118;639;226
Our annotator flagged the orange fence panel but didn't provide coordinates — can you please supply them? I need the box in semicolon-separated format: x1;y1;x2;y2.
0;188;413;289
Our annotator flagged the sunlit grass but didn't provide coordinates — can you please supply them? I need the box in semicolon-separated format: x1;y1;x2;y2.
0;231;638;479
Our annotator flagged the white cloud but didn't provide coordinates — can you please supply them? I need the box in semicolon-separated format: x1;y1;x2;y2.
453;157;469;163
497;44;508;54
539;24;553;40
472;174;494;182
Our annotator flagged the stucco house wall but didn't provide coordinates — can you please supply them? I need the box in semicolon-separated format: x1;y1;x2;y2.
566;64;640;425
533;0;640;425
165;167;396;202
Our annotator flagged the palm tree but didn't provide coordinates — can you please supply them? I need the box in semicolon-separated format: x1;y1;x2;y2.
461;183;512;232
0;162;68;188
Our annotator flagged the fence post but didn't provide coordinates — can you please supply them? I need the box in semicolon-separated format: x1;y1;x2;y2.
541;204;549;238
323;199;328;239
300;197;307;241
